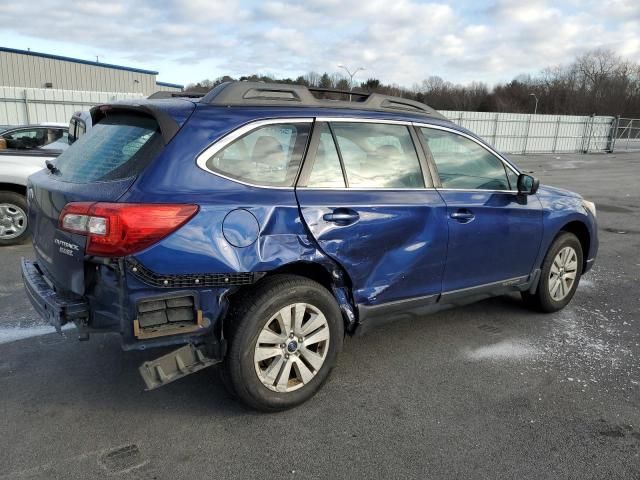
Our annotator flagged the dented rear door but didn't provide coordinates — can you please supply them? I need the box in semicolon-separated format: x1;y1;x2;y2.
295;120;448;308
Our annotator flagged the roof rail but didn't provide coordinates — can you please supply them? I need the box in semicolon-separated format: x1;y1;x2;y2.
200;81;446;120
147;91;206;100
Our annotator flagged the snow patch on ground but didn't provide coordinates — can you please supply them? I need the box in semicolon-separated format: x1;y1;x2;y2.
532;302;639;390
462;266;638;392
466;340;540;361
550;307;626;364
577;278;595;290
0;324;73;345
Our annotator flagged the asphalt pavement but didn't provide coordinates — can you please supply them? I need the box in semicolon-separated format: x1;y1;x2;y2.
1;152;639;479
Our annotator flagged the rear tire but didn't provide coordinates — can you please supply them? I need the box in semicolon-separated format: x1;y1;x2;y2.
222;275;344;411
0;191;29;246
522;232;583;313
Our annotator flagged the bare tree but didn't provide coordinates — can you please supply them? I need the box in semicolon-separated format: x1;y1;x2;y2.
183;50;640;115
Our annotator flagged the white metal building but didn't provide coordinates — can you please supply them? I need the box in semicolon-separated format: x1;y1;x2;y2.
0;47;183;95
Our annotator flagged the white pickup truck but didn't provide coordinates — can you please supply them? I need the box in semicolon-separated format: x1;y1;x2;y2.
0;124;68;245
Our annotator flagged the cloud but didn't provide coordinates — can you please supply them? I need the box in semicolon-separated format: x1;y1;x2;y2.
1;0;639;87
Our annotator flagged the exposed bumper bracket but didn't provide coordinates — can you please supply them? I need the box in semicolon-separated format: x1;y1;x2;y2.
21;258;88;333
139;344;219;390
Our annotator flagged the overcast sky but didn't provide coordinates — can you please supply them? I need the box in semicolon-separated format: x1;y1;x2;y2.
0;0;638;88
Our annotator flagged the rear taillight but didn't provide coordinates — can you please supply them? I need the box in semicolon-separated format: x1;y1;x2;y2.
59;203;199;256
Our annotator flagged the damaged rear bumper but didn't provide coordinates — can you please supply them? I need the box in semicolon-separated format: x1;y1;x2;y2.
21;258;88;332
22;257;222;391
139;344;220;390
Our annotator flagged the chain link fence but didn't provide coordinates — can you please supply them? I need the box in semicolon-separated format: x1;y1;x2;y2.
610;117;640;152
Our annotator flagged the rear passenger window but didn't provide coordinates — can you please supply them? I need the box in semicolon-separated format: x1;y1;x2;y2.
206;123;311;187
420;128;511;191
330;123;424;188
307;124;345;188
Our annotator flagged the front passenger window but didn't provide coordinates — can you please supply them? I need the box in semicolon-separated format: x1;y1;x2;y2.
420;128;510;190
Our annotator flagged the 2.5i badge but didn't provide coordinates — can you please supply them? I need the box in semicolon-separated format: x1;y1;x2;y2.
54;238;80;257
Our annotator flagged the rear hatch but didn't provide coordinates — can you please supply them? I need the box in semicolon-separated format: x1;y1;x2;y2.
28;103;193;295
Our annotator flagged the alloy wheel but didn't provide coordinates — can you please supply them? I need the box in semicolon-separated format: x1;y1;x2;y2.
0;203;27;240
254;302;330;393
548;246;578;301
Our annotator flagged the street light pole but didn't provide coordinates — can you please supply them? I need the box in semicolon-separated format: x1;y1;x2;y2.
338;65;365;101
529;93;538;115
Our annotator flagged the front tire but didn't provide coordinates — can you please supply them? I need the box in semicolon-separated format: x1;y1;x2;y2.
522;232;583;313
223;275;344;411
0;191;29;246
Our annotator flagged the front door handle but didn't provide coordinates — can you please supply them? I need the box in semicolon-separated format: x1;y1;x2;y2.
450;209;475;223
323;208;359;225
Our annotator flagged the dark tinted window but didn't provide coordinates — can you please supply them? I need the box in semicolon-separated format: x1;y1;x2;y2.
54;114;161;183
69;119;77;138
3;128;41;149
331;122;424;188
205;123;310;187
2;128;64;149
307;124;345;188
68;118;85;145
420;128;510;190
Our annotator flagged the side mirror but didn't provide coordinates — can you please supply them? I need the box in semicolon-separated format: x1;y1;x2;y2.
517;173;539;195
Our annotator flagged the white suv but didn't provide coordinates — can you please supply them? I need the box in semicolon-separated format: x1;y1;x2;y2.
0;124;68;245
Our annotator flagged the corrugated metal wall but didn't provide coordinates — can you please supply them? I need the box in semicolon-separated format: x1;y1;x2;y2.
0;50;156;95
156;83;184;93
0;86;143;125
0;87;617;154
440;111;615;154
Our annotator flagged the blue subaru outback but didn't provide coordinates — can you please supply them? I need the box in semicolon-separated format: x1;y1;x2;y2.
22;82;598;411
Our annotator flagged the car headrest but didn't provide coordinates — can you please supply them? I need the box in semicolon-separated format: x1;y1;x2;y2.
375;144;401;157
252;136;285;167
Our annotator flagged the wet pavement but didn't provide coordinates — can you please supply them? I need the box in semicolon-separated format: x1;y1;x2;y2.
0;152;638;479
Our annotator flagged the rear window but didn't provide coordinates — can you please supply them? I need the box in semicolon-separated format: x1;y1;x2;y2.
54;113;161;183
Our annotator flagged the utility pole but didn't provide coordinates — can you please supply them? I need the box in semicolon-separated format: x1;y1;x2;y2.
338;65;365;101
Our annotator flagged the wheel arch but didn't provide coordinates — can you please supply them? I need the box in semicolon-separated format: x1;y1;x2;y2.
263;261;357;333
227;260;358;334
0;183;27;196
265;261;336;289
559;220;590;273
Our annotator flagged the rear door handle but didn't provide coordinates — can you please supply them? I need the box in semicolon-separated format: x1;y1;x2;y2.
323;209;359;225
450;210;475;223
